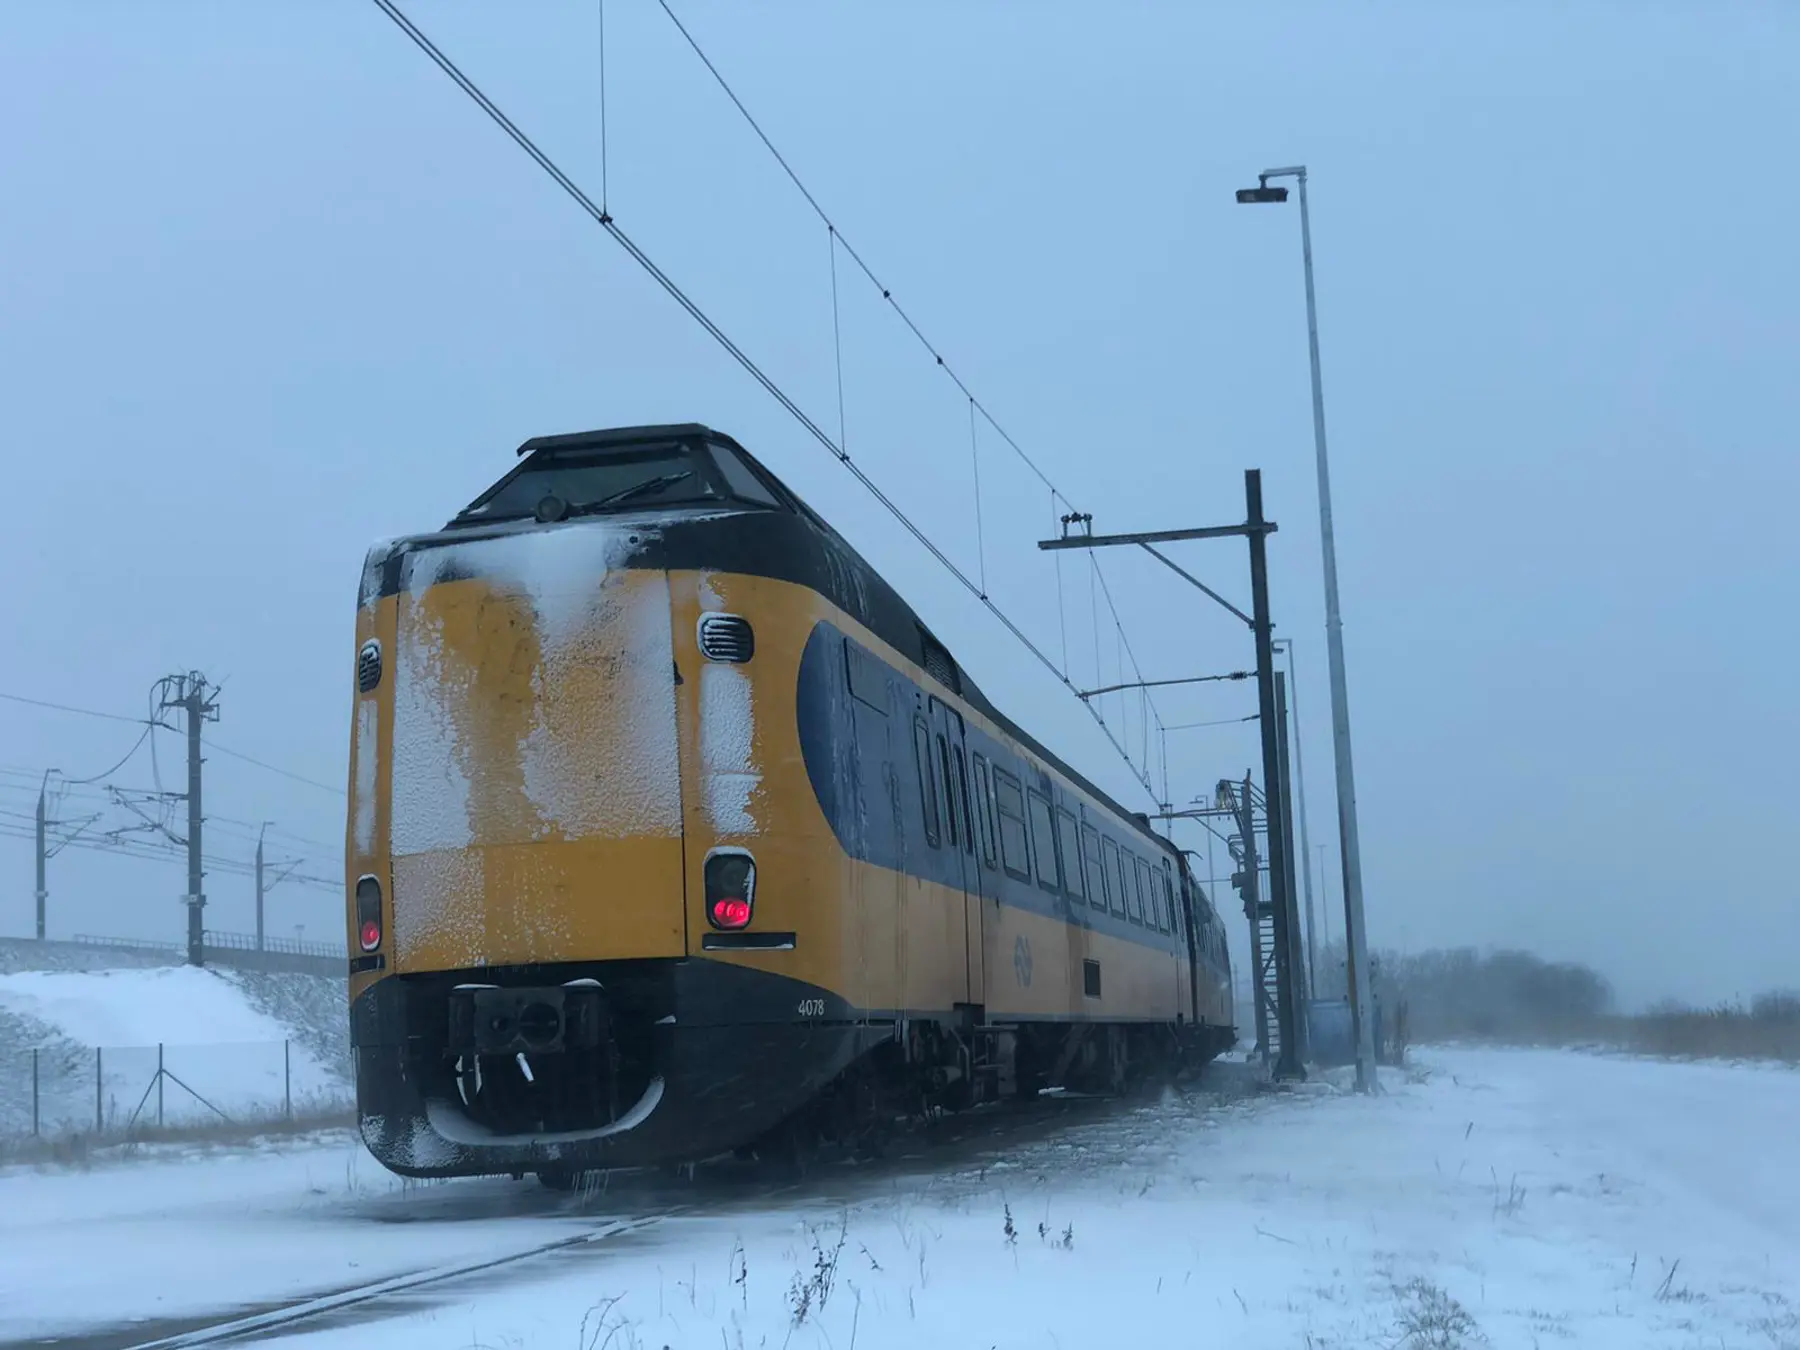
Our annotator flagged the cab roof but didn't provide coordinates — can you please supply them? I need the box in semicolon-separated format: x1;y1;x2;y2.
513;423;737;457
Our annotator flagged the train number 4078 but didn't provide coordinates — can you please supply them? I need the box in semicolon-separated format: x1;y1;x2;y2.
796;998;826;1017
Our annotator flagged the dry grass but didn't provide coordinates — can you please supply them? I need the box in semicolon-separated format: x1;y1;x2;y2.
1620;998;1800;1063
0;1103;354;1169
1419;998;1800;1067
1392;1277;1486;1348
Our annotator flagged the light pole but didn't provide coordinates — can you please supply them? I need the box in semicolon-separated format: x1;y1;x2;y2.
1273;639;1317;995
1237;164;1376;1090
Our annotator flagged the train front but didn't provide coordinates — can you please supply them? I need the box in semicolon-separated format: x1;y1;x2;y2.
343;425;856;1180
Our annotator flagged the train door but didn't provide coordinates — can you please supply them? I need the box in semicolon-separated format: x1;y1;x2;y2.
845;637;902;1021
1166;858;1192;1022
928;696;981;1005
1178;868;1201;1024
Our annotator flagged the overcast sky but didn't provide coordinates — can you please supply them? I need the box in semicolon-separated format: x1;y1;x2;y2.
1;2;1794;1009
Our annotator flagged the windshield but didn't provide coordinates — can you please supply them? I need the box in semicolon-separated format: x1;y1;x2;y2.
452;442;727;524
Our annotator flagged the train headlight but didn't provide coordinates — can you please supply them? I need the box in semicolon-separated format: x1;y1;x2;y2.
705;850;756;930
356;874;383;952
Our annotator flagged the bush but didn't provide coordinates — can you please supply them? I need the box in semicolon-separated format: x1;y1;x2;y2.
1326;943;1800;1065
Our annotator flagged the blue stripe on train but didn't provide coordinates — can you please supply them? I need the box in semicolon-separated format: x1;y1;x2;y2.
794;619;1184;956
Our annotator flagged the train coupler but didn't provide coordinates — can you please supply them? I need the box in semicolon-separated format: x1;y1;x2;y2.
447;981;607;1057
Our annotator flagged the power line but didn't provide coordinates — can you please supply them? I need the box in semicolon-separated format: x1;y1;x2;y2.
652;0;1065;498
0;687;340;797
0;690;144;725
203;738;344;797
0;769;122;800
0;818;341;893
61;724;153;785
662;9;1195;785
1166;714;1260;732
659;4;1273;814
210;813;341;856
0;782;343;865
651;0;1187;795
366;0;1178;804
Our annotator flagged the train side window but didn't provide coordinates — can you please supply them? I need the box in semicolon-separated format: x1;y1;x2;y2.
1055;809;1085;902
1102;836;1128;917
1025;789;1061;894
843;640;888;713
1160;865;1177;934
993;768;1031;879
953;748;975;857
1081;823;1108;912
912;718;940;848
971;755;998;867
1130;856;1153;926
936;734;960;850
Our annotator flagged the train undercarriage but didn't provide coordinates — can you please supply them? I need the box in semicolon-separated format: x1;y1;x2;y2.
352;959;1235;1186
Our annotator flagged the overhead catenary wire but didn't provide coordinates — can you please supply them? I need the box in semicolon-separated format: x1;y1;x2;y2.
968;400;988;598
650;0;1185;783
828;226;848;455
1087;554;1169;793
209;812;342;857
1087;557;1102;700
59;724;153;785
634;1;1189;799
650;0;1065;500
596;0;610;214
0;682;345;799
2;780;343;873
1052;492;1070;679
366;0;1188;804
203;739;344;796
375;3;1070;669
1166;713;1260;732
0;690;142;725
0;819;341;892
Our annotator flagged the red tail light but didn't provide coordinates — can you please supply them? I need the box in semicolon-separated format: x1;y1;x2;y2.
710;896;752;929
704;851;756;931
355;875;383;952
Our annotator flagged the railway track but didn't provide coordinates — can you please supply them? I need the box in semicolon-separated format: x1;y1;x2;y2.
20;1071;1260;1350
20;1216;672;1350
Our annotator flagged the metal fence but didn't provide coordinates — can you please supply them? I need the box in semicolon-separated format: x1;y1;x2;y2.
202;930;342;959
0;1040;355;1140
60;931;346;977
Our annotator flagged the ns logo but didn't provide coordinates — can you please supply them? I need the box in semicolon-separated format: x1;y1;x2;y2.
1013;934;1033;988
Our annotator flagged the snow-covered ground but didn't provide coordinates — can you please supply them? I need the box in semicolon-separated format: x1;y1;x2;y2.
0;965;350;1135
3;1045;1796;1348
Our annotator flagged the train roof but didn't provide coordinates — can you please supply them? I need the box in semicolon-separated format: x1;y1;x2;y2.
512;423;724;457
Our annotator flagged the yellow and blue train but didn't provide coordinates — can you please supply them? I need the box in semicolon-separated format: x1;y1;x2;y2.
345;424;1234;1180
